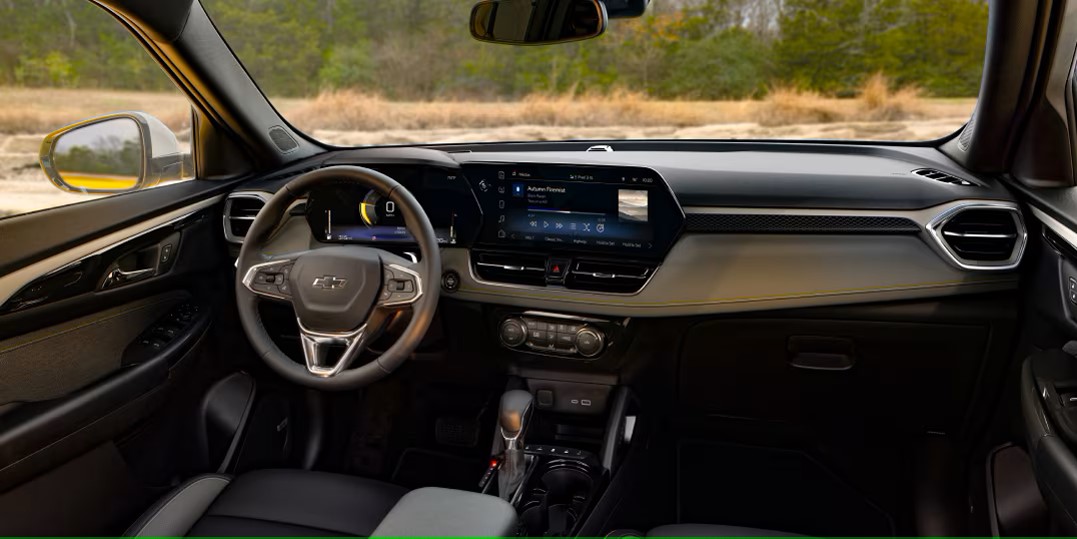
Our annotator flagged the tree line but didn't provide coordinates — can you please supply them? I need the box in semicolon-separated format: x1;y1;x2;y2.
0;0;988;100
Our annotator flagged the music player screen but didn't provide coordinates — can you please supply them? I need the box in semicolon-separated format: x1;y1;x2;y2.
465;164;683;257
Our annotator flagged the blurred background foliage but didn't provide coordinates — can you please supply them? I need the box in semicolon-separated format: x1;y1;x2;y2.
0;0;988;100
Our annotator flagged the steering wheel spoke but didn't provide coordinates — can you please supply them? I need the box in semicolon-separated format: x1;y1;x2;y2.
297;320;370;377
241;255;300;302
377;257;424;309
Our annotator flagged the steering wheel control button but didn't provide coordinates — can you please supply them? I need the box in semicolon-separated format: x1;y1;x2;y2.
242;259;299;300
251;272;281;295
499;318;527;347
441;270;460;292
380;263;422;307
388;279;414;292
278;265;293;295
575;327;604;358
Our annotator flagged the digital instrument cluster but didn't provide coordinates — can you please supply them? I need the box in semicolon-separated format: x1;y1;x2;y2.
305;165;481;246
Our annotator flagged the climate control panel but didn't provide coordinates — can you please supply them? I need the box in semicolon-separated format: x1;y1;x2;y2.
498;314;609;359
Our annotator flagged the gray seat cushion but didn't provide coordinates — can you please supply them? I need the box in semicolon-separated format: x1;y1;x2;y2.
126;469;408;537
648;524;804;537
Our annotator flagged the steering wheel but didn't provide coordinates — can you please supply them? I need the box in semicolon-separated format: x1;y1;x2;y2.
235;165;441;390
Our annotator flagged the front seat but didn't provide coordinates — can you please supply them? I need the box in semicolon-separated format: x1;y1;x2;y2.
125;469;408;537
610;524;804;537
645;524;802;537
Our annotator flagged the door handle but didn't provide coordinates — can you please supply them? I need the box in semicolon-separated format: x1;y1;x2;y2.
98;231;181;291
101;245;159;289
102;266;155;289
788;336;856;371
109;267;155;281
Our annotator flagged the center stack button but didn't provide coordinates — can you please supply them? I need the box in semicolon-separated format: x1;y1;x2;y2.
575;327;605;358
499;318;527;347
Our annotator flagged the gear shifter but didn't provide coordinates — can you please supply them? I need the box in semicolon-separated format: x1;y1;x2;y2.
497;389;534;502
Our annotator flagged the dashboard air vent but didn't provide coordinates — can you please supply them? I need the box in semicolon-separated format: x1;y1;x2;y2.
473;252;548;286
566;260;653;294
223;193;267;243
937;207;1023;267
913;168;978;187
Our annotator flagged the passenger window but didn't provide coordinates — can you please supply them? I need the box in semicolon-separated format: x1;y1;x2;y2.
0;1;194;219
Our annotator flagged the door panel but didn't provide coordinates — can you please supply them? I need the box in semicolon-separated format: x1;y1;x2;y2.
0;180;230;532
0;291;186;404
1003;194;1077;534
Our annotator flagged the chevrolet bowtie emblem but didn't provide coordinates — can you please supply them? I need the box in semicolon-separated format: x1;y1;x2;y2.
312;275;348;289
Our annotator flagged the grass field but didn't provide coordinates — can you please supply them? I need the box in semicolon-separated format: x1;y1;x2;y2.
0;83;977;217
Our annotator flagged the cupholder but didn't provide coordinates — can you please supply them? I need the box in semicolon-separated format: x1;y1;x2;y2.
540;462;594;503
518;460;596;536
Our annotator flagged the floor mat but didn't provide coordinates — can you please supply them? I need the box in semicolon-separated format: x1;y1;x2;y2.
677;441;894;536
391;447;487;491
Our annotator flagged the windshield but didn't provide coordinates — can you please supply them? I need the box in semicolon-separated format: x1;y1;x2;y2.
204;0;987;145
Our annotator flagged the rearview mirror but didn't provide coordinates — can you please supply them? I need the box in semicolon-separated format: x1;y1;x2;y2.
470;0;607;45
39;112;185;194
602;0;648;18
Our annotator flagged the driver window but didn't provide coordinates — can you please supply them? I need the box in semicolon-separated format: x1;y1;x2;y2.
0;1;193;219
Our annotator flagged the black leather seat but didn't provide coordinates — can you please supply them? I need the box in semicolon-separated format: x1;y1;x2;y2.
125;469;408;537
609;524;804;537
646;524;803;537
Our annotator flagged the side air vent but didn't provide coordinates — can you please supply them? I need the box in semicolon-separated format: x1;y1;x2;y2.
268;126;299;153
223;193;267;243
565;260;653;294
913;168;979;187
473;252;548;286
931;205;1025;270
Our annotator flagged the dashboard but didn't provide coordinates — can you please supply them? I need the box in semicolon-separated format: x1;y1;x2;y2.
235;144;1025;318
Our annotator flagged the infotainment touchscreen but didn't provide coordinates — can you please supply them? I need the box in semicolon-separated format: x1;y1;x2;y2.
464;164;683;257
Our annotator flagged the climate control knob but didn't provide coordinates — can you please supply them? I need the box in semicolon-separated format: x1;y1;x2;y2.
574;327;604;358
499;318;527;347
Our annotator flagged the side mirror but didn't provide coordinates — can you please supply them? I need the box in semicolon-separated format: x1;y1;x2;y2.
470;0;607;45
39;112;185;195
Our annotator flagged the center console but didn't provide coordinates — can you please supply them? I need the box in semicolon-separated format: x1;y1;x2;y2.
475;384;635;537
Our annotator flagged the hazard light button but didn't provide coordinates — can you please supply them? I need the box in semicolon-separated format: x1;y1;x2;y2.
546;258;570;283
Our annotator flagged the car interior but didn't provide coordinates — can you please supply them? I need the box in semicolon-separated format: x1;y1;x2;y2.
5;0;1077;536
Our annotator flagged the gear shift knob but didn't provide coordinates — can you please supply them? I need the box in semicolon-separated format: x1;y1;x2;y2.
499;389;534;450
497;389;534;502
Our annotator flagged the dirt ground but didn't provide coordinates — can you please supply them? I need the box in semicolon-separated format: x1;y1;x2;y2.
0;115;971;217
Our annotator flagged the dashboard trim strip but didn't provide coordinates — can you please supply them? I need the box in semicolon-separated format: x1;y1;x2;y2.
684;200;1026;272
457;276;1017;307
683;213;920;234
